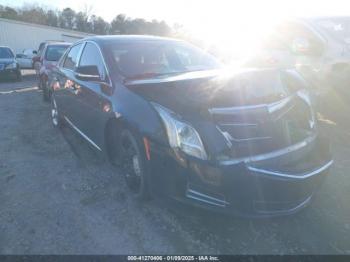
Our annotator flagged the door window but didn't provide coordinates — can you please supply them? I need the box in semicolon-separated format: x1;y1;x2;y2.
79;42;107;81
63;43;83;70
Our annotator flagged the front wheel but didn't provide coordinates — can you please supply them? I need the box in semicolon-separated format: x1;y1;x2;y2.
119;130;149;199
16;70;22;82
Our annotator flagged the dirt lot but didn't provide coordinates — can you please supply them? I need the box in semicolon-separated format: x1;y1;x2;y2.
0;70;349;254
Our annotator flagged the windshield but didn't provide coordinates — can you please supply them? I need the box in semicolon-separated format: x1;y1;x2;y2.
108;41;221;79
0;47;14;59
45;45;69;61
316;18;350;43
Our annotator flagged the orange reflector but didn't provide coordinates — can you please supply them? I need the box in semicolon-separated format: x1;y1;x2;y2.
103;103;111;113
53;81;60;91
143;137;151;161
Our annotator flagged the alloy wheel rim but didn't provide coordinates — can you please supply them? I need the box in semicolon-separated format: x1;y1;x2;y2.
51;99;58;126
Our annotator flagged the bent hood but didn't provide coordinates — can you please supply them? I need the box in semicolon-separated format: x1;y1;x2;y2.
126;68;315;158
125;68;301;119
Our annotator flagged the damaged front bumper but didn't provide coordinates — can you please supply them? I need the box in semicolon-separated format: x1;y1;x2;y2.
149;133;332;217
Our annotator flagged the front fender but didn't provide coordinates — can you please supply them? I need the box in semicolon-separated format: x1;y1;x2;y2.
111;84;169;146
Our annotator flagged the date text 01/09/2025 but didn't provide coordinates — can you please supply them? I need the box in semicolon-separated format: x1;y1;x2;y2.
127;256;220;261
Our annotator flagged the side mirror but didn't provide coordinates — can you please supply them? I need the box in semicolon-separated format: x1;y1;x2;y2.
75;65;101;82
33;50;37;55
16;54;21;58
292;37;310;55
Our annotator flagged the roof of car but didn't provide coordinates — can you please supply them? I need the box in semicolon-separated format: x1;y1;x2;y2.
45;42;72;46
82;35;183;44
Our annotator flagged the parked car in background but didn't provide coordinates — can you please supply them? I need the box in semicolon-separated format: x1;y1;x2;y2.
33;40;64;75
39;42;71;101
246;16;350;99
32;42;46;74
15;49;37;69
0;46;21;81
49;36;332;216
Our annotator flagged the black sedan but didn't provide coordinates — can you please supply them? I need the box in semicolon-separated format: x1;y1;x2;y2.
0;46;21;81
48;36;333;217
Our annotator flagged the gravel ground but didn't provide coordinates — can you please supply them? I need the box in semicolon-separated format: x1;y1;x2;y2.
0;70;349;254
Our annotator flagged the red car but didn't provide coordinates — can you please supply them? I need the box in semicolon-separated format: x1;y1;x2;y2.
38;42;71;101
32;41;65;74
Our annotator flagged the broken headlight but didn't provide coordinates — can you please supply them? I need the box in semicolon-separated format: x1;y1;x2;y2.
152;103;208;160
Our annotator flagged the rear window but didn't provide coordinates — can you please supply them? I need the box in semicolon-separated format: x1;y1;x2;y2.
45;45;69;62
0;47;14;59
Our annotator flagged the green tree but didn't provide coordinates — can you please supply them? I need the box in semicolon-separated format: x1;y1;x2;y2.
20;6;48;25
59;8;76;29
110;14;128;34
47;10;58;27
90;15;109;34
0;4;176;37
0;6;18;19
75;11;89;32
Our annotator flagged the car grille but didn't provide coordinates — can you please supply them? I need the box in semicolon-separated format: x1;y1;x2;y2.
211;96;314;158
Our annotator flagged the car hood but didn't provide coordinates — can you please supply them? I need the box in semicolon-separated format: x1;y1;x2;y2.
125;68;297;119
126;68;315;158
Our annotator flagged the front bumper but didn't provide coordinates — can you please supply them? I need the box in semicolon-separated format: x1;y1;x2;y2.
148;134;332;217
0;68;20;79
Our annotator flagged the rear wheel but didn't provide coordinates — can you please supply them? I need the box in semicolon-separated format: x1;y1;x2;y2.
119;129;149;199
42;79;50;102
51;96;63;128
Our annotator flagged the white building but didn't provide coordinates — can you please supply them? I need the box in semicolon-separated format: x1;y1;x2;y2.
0;18;93;54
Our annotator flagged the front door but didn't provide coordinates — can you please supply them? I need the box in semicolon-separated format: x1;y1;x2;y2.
72;42;113;149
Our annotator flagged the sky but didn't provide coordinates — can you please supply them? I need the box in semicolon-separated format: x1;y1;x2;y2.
2;0;350;57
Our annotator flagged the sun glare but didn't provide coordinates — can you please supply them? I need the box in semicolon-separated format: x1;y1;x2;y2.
185;9;281;64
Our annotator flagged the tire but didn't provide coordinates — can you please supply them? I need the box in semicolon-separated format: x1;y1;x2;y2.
42;79;50;102
118;129;150;199
51;96;63;128
16;70;22;82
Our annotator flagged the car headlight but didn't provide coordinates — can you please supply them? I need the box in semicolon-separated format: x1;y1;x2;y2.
152;103;208;160
5;62;17;69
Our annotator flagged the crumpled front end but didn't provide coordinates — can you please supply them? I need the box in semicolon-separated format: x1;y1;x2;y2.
141;69;332;216
149;132;332;217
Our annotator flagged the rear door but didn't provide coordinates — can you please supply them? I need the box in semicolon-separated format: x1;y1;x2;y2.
53;43;84;122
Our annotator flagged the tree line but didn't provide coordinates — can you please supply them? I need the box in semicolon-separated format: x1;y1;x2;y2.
0;4;230;61
0;4;174;36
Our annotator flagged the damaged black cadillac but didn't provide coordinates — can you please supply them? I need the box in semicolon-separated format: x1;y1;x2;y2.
49;35;333;217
